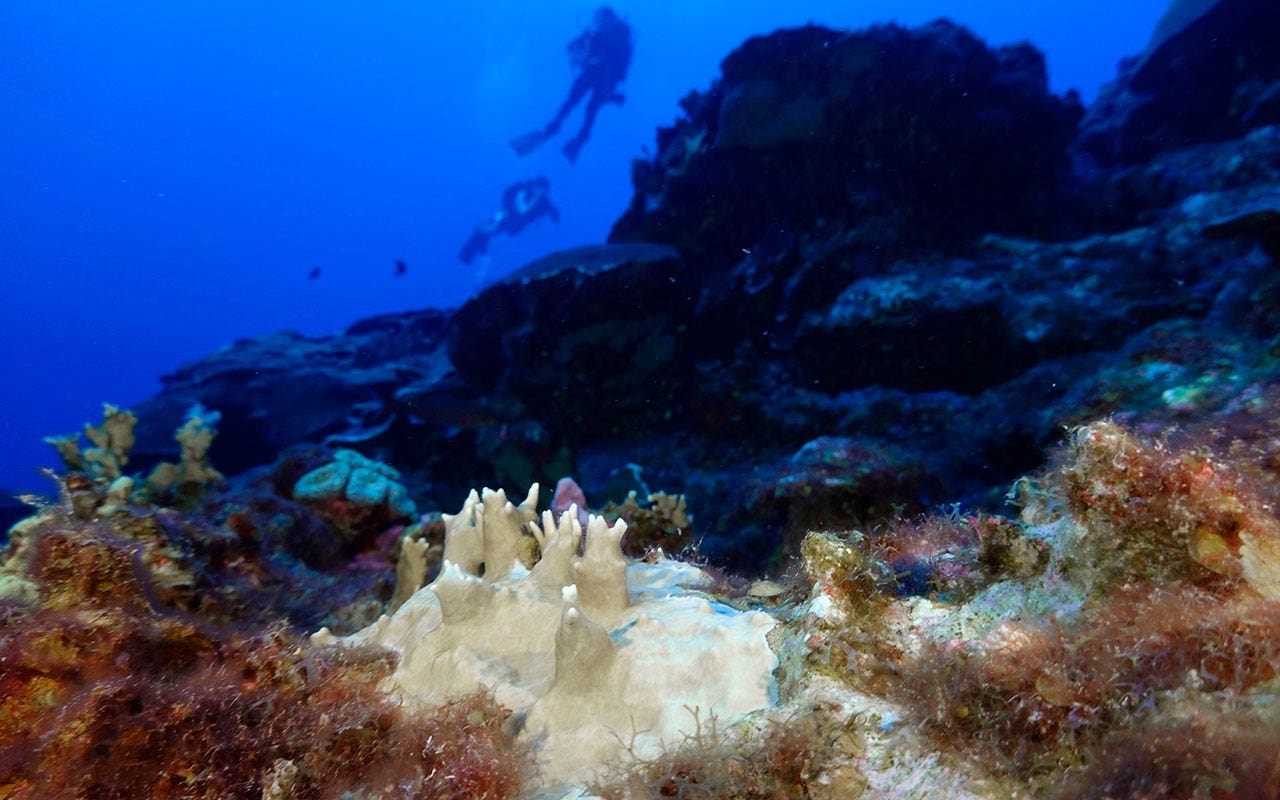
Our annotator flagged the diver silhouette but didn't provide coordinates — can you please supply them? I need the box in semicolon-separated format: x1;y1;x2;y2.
459;177;560;264
510;7;632;163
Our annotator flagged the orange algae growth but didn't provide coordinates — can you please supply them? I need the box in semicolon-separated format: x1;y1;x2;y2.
896;584;1280;766
0;511;530;800
888;419;1280;796
1057;419;1280;593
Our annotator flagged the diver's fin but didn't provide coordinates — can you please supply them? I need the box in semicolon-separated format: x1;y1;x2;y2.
510;129;548;157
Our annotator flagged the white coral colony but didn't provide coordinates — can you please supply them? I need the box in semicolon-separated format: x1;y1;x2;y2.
313;484;779;789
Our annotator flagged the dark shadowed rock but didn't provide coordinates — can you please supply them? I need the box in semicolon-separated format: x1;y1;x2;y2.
742;436;938;560
1077;0;1280;165
611;21;1083;267
130;310;453;477
1070;124;1280;232
1203;207;1280;261
446;243;688;442
791;226;1197;395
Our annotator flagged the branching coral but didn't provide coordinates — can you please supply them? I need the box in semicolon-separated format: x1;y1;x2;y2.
318;483;779;790
43;402;224;513
144;403;224;498
546;476;695;557
601;488;694;557
44;403;137;481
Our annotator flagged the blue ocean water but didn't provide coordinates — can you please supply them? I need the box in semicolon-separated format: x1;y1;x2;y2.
0;0;1167;494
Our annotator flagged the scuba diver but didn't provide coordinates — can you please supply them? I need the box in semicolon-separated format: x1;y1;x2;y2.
510;7;633;163
459;177;560;265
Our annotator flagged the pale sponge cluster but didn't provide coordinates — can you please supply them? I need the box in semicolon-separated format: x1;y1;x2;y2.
313;485;778;788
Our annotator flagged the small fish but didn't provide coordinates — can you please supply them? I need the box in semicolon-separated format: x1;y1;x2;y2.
308;267;322;280
395;259;408;276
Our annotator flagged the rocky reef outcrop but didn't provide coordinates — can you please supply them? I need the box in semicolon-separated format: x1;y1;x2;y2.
126;11;1280;573
612;21;1083;266
1076;0;1280;166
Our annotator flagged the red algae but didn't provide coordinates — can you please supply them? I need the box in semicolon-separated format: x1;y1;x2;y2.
883;419;1280;794
895;584;1280;771
1056;419;1280;591
589;712;848;800
0;506;531;800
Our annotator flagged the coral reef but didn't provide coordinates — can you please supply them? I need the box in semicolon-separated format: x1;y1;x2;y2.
0;495;532;800
291;448;418;550
43;402;224;514
1077;0;1280;165
144;402;224;497
294;449;417;518
792;419;1280;797
546;475;694;557
19;416;402;632
44;403;138;482
316;484;778;790
588;711;855;800
613;21;1083;262
599;488;693;557
124;9;1280;573
15;7;1280;798
9;414;1280;799
1055;419;1280;596
471;104;1280;566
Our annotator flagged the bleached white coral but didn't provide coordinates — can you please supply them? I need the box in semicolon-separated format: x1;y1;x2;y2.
314;484;778;788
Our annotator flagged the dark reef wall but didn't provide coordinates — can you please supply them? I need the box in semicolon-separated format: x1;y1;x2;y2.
128;12;1280;571
611;20;1084;268
1077;0;1280;166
